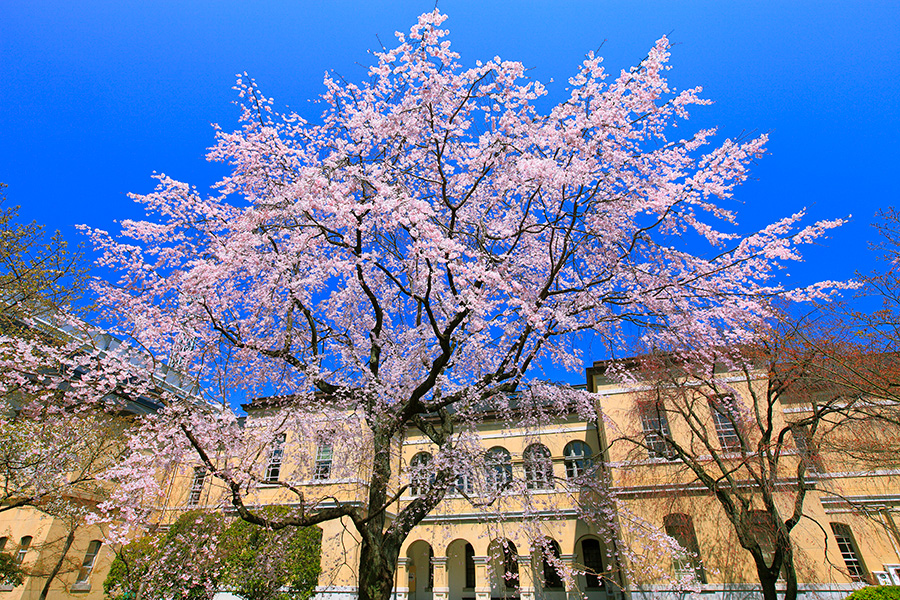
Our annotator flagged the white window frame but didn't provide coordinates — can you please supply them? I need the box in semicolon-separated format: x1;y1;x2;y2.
709;395;741;451
14;536;31;566
563;441;592;479
639;402;674;459
265;434;286;483
73;540;102;588
313;441;333;480
831;522;868;581
524;444;554;490
187;466;206;506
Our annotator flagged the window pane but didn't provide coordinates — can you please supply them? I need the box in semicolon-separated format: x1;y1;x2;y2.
664;514;705;583
410;452;432;496
582;538;604;589
266;434;286;482
709;396;741;451
188;467;206;506
524;445;553;490
791;425;822;473
314;442;333;480
831;523;867;581
15;536;32;565
75;540;102;583
639;403;673;458
564;441;592;479
485;447;512;493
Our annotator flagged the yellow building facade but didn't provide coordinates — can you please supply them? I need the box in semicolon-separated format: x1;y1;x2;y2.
587;359;900;600
3;359;899;600
0;507;114;600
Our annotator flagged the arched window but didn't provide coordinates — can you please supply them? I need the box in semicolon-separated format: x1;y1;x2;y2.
465;543;476;589
485;447;512;493
456;466;474;496
580;538;604;589
563;441;592;479
664;513;705;583
540;539;563;589
409;452;433;496
524;444;553;490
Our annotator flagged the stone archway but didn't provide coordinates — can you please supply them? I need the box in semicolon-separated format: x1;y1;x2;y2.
406;540;435;600
487;538;520;599
445;538;476;600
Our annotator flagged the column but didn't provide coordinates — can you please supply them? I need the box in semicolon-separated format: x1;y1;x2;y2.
474;556;491;600
432;556;449;600
517;555;535;600
396;557;411;600
560;554;578;600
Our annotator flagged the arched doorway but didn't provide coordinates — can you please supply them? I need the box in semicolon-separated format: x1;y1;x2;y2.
575;536;608;599
446;539;476;600
488;538;519;599
407;540;434;600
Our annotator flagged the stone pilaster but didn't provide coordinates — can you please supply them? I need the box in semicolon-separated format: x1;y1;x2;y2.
560;554;579;600
396;557;411;600
517;555;535;600
431;556;449;600
474;556;491;600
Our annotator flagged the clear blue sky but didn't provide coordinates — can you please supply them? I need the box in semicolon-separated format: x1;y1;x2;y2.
2;0;898;307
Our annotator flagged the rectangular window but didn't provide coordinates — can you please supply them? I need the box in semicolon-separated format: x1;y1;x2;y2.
75;540;102;584
664;514;706;584
709;396;741;451
15;536;31;565
265;434;286;483
187;466;206;506
791;424;822;473
0;537;6;551
455;471;473;495
314;442;333;480
831;523;868;581
639;402;673;459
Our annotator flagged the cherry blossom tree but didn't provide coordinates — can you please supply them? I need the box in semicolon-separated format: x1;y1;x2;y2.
0;185;159;515
84;11;845;600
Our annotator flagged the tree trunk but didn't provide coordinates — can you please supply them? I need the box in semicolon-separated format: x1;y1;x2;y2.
755;562;779;600
357;536;400;600
39;526;76;600
357;424;402;600
751;551;800;600
782;549;799;600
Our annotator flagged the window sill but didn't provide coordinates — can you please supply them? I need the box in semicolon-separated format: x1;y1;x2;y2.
0;585;16;592
70;583;92;592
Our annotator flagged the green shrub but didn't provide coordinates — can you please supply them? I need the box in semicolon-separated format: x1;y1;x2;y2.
0;552;24;588
845;586;900;600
